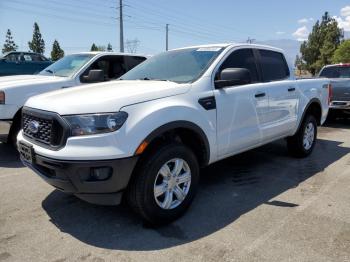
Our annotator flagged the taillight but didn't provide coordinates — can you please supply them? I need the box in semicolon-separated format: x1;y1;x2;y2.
0;91;5;104
328;84;333;105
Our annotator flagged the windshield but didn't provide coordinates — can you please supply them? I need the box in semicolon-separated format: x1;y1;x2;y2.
121;47;224;83
319;66;350;78
39;54;94;77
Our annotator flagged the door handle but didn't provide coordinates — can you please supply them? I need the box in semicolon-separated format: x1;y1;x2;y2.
288;87;296;92
255;92;266;98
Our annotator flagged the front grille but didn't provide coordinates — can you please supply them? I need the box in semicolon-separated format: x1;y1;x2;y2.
23;114;53;145
22;108;69;149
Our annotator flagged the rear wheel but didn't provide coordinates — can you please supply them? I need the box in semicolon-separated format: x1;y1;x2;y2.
127;143;199;225
287;114;317;158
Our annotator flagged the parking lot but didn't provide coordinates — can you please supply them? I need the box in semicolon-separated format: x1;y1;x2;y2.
0;123;350;262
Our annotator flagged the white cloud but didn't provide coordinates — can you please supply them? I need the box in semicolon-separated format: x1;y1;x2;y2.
341;6;350;17
276;31;286;35
292;26;309;41
334;15;350;32
298;18;314;24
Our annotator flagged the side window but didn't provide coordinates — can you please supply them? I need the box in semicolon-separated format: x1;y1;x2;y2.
5;53;20;62
30;54;43;62
219;49;259;82
125;56;146;71
80;56;126;82
259;50;290;82
23;54;32;61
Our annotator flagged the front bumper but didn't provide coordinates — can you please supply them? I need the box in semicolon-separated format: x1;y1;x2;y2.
0;120;12;142
21;152;138;205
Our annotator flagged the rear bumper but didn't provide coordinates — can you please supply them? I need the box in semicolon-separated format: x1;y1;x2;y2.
0;120;12;142
21;153;138;205
329;101;350;110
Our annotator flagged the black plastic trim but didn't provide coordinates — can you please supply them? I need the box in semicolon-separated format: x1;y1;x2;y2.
21;154;139;205
296;98;322;132
22;107;71;150
142;121;211;166
198;96;216;110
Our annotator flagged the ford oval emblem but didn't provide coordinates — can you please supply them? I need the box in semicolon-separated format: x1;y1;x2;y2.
28;120;40;134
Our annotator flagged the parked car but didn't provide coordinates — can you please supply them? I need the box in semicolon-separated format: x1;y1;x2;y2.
17;44;330;225
0;51;52;76
0;52;147;144
319;63;350;119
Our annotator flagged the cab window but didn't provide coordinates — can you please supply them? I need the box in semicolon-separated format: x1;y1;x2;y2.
218;49;259;83
80;56;127;83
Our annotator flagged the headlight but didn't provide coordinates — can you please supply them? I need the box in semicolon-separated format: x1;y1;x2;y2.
0;91;5;104
63;112;128;136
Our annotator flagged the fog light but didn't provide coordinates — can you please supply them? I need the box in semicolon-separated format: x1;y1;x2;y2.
90;167;112;181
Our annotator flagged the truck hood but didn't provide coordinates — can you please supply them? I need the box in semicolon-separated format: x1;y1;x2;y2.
0;74;68;88
25;80;191;115
0;75;70;104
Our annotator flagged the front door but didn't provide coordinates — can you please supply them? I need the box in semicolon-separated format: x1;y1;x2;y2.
214;48;268;158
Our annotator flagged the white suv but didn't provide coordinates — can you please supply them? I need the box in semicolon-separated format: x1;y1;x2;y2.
17;44;330;225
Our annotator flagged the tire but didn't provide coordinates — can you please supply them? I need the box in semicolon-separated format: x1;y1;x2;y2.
287;114;317;158
326;110;338;122
127;143;199;225
7;119;21;147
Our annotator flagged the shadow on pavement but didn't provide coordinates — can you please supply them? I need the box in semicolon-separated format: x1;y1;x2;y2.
0;142;23;168
42;138;350;251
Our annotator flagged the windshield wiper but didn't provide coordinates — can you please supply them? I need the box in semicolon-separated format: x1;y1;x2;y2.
45;69;55;76
139;77;171;82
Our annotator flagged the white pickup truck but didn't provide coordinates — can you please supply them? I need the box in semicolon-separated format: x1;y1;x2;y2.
17;44;330;225
0;52;147;144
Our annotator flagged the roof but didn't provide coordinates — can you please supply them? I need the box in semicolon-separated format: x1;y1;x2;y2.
71;51;149;57
171;43;285;53
323;63;350;68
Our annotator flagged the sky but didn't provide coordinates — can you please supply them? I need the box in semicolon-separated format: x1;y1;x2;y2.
0;0;349;57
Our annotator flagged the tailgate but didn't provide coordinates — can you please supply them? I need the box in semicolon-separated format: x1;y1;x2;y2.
330;79;350;101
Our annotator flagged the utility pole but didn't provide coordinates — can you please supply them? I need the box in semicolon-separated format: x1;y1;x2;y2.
166;24;169;51
246;37;255;44
119;0;124;52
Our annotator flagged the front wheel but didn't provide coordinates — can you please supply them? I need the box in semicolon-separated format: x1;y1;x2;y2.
287;114;317;158
127;143;199;225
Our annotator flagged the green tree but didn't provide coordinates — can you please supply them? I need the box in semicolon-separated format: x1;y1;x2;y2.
332;40;350;63
2;29;18;54
90;43;98;51
28;22;45;54
300;12;343;75
50;40;64;61
107;43;113;52
295;54;306;75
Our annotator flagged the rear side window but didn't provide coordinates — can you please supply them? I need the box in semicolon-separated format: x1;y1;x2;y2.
319;66;350;78
259;50;290;82
125;56;146;71
219;49;259;82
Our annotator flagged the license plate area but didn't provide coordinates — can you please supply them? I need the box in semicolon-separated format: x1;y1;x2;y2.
18;142;34;163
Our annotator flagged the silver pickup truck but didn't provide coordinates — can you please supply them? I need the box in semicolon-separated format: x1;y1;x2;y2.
319;64;350;119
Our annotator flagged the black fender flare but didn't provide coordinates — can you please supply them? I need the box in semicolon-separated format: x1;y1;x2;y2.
296;98;322;132
141;121;211;166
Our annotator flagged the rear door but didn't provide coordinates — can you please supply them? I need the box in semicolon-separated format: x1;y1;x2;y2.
257;49;298;140
215;48;268;157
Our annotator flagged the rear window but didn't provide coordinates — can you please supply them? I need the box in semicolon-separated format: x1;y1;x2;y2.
259;50;290;82
319;66;350;78
125;56;146;71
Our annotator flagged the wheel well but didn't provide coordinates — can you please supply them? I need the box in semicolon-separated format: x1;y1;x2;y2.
305;102;322;125
140;127;210;168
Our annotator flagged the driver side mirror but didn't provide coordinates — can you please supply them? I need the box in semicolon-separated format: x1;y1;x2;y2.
215;68;252;89
82;69;104;83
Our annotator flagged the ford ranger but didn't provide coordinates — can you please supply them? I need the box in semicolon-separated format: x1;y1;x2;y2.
319;63;350;119
17;44;330;225
0;52;147;144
